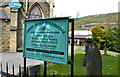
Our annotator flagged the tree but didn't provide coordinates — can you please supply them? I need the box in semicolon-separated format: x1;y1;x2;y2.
91;25;108;49
106;26;120;52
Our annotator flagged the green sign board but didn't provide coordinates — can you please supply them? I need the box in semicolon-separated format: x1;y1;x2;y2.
23;17;69;64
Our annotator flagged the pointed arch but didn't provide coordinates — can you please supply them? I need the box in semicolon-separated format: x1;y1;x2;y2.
28;2;44;19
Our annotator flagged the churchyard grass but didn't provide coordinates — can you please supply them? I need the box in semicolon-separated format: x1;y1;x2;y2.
100;50;119;56
40;48;119;76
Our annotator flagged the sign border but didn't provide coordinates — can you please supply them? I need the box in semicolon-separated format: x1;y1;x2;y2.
23;17;69;64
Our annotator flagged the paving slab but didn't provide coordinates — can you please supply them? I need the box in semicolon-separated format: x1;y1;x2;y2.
0;53;44;75
0;46;84;75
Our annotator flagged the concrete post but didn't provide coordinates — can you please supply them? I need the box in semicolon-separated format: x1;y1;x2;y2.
10;0;19;52
10;9;18;52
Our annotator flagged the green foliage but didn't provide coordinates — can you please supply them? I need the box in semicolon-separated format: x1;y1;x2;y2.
40;49;86;75
92;25;120;52
106;26;120;52
40;48;119;76
91;25;108;49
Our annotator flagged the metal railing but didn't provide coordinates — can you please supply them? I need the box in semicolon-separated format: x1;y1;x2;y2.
0;62;28;77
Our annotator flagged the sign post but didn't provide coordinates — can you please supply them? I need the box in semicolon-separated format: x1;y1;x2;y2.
23;17;69;64
69;19;74;77
23;17;74;76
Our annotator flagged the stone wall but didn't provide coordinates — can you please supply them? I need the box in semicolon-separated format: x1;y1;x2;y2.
0;20;2;52
0;1;50;52
0;20;10;52
16;2;50;50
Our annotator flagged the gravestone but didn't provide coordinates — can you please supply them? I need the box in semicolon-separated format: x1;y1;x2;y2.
27;65;41;77
83;39;92;66
85;39;102;77
83;45;89;66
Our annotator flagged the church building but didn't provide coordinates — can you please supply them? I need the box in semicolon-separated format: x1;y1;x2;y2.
0;0;54;52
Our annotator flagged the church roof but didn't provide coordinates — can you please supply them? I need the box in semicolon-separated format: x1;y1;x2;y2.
0;8;10;20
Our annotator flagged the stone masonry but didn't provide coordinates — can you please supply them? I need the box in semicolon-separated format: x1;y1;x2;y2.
0;0;54;52
0;20;10;52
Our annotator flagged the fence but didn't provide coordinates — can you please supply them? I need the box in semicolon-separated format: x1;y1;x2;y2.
0;62;57;77
0;62;28;77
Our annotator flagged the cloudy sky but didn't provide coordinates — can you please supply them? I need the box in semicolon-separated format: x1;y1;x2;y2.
54;0;120;18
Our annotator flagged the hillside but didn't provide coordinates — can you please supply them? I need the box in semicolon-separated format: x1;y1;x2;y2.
74;13;118;30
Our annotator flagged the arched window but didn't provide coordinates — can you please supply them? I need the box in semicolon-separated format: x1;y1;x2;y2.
28;3;42;19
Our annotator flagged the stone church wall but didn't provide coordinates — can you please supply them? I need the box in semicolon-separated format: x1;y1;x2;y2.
17;2;50;50
0;20;2;52
0;1;51;52
0;20;10;52
28;2;50;18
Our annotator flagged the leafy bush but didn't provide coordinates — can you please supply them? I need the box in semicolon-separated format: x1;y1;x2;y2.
91;25;108;49
106;26;120;52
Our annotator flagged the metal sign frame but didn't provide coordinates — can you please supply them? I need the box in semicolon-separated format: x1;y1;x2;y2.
23;17;69;64
69;19;74;77
23;18;74;77
43;19;74;77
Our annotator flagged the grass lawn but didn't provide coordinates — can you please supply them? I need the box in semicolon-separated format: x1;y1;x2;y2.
100;50;119;56
40;49;119;76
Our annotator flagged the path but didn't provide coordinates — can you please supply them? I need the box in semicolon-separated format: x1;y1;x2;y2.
0;46;83;75
0;46;119;76
0;53;44;75
100;51;120;56
68;46;84;53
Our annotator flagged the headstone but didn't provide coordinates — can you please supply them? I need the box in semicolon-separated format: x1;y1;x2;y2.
83;45;89;66
83;39;91;66
86;39;102;77
27;65;41;77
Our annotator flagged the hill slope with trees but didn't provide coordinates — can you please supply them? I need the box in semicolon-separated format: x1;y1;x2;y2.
74;13;118;30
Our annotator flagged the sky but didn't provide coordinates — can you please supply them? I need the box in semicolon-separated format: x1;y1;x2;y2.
54;0;120;18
